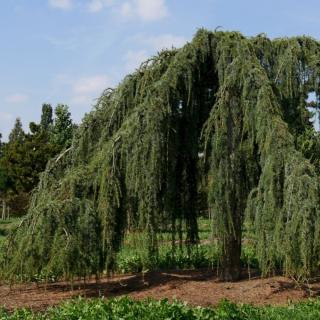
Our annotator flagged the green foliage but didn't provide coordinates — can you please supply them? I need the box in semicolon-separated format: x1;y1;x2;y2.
0;168;11;194
0;104;75;216
40;104;53;132
3;29;320;281
0;218;20;249
0;133;4;157
0;129;58;194
51;105;74;148
8;118;24;144
297;127;320;174
2;298;320;320
116;244;215;273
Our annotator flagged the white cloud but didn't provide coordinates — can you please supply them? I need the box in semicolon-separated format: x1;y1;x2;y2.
120;1;132;17
149;34;187;50
136;0;168;21
72;75;113;95
124;50;148;72
122;33;186;73
48;0;168;20
5;94;29;104
87;0;114;13
120;0;168;21
70;95;93;106
121;34;186;74
52;73;115;107
134;34;187;51
48;0;73;10
67;74;115;106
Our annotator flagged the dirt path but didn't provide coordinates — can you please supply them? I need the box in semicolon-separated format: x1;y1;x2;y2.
0;269;319;311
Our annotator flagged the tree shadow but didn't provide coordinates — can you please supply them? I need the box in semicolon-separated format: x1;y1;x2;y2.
38;269;218;299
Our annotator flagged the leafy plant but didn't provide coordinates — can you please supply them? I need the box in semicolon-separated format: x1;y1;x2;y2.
2;297;320;320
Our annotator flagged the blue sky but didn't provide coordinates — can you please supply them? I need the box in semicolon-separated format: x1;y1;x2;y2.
1;0;320;140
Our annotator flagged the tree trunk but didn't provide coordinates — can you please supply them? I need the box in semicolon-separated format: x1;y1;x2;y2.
6;205;10;220
221;231;242;281
185;157;199;245
218;98;244;281
1;199;6;220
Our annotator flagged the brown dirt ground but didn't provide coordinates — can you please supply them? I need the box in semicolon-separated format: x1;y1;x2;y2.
1;269;320;312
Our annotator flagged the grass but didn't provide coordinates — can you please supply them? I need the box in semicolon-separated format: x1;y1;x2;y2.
116;217;258;274
1;297;320;319
116;217;217;273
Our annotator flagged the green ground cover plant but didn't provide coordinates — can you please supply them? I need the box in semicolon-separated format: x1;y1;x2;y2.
1;297;320;320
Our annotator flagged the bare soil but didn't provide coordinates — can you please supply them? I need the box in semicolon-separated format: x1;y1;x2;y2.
1;269;320;312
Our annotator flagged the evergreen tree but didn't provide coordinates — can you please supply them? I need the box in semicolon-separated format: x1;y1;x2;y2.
40;104;53;131
3;30;320;282
0;133;10;219
0;133;3;157
8;118;24;143
51;104;74;148
0;104;75;216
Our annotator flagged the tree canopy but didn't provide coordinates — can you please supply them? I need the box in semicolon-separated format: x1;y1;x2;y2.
2;30;320;281
0;104;75;216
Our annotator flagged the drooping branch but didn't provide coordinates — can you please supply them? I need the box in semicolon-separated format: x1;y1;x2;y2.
2;30;320;282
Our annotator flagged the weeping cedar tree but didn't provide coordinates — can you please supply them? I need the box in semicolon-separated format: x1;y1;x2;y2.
2;30;320;281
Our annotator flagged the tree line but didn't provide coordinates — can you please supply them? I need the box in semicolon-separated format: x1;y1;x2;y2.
0;104;75;218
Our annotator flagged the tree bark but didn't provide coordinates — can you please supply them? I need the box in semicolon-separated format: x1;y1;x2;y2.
6;205;10;220
218;97;245;281
1;199;6;220
221;231;242;281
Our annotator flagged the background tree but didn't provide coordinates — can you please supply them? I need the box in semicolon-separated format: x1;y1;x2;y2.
40;103;53;132
0;133;3;156
51;104;74;148
0;105;75;216
8;118;24;143
0;133;11;219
